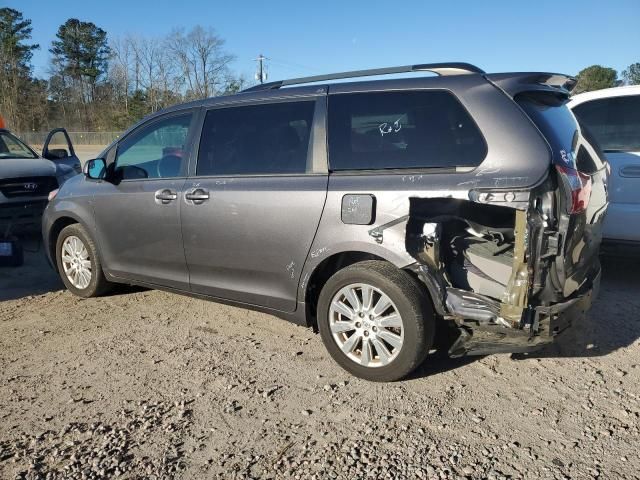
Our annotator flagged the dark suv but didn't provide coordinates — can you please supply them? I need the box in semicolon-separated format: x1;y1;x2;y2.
43;63;608;381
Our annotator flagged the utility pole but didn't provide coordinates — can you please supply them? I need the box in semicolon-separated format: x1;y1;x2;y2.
255;54;268;84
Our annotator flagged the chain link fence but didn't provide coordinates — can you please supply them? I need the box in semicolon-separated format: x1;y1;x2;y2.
16;132;123;146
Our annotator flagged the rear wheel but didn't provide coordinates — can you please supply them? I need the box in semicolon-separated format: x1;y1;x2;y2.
56;224;112;298
317;261;435;382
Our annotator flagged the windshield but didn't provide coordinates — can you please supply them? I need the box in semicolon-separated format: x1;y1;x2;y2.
0;131;38;159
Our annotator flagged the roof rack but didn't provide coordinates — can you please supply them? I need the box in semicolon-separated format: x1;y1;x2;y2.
242;62;485;92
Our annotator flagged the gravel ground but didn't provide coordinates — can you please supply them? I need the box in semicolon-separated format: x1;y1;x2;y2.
0;238;639;479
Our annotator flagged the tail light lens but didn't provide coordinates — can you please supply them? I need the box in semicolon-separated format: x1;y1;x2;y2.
556;165;592;214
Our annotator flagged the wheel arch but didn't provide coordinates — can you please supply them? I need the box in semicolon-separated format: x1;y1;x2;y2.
47;214;86;273
303;250;432;329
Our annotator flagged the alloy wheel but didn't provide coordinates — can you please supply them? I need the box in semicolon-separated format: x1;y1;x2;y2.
61;235;92;290
328;283;404;368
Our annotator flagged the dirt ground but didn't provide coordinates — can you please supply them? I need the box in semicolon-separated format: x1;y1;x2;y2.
0;236;639;479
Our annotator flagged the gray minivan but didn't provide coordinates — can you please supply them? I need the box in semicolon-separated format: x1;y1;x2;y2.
43;63;607;381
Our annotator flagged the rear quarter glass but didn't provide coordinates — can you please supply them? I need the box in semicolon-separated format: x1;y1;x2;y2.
516;93;606;174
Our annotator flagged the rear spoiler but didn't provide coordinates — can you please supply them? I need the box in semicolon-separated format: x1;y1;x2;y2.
486;72;577;99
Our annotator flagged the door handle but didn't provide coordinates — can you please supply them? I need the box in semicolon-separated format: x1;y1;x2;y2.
185;188;210;205
155;189;178;204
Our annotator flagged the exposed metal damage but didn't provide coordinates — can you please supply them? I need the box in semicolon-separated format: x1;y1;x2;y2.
369;180;598;357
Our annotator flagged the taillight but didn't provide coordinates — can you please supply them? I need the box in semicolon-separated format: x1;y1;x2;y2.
555;165;592;214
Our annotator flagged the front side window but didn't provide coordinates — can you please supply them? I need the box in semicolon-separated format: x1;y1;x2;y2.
197;101;315;176
328;90;487;171
0;132;38;159
572;95;640;152
115;112;193;179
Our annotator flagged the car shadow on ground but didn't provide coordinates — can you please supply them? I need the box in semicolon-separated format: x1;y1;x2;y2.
0;233;151;302
0;234;63;302
2;238;638;373
410;354;481;380
513;255;640;362
408;254;640;379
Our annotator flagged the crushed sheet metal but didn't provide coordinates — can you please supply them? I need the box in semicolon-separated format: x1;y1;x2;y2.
499;209;529;326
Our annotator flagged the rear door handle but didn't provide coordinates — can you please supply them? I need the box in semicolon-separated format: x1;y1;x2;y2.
155;189;177;204
185;188;210;205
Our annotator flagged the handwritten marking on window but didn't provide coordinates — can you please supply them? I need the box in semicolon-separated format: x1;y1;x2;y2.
379;117;403;136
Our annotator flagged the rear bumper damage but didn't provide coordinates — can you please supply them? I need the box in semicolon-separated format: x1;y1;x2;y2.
394;181;604;357
446;265;600;357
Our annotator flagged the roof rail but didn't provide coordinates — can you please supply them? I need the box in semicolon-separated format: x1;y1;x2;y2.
242;62;485;92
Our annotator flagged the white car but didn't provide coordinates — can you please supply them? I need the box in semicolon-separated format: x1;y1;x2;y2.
568;85;640;247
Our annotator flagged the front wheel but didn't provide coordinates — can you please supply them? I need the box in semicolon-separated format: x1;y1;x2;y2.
317;261;435;382
56;223;112;298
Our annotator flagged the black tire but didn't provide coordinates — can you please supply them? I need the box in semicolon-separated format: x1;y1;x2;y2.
55;223;112;298
317;260;435;382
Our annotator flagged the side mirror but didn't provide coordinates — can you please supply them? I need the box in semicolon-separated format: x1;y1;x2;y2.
85;158;106;180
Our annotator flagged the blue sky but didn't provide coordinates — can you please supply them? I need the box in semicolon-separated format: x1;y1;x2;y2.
10;0;640;82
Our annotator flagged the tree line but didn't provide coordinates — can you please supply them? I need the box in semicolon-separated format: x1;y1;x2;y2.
1;7;245;133
1;7;639;134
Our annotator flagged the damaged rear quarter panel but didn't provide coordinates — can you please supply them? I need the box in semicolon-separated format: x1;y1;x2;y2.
298;75;552;305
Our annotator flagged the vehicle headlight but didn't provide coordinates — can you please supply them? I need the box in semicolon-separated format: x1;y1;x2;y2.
48;188;59;201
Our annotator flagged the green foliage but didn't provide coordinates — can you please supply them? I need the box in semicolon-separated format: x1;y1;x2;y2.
127;90;152;124
3;9;247;132
0;7;39;71
222;76;247;95
622;63;640;85
48;18;111;129
50;18;111;87
0;8;43;130
574;65;618;94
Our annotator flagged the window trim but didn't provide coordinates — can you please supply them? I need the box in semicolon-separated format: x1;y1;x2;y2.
112;108;200;182
326;88;488;173
190;96;327;178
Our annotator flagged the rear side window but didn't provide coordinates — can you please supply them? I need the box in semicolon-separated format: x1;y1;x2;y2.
327;90;486;171
197;101;315;176
572;95;640;152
